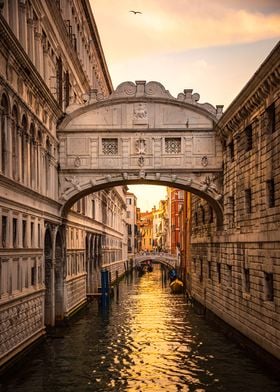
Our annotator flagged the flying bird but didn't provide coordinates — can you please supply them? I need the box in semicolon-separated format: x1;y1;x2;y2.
130;10;142;14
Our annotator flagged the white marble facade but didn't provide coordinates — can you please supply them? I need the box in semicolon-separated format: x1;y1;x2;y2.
0;0;128;369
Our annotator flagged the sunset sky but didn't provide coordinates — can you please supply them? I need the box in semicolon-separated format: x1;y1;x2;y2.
90;0;279;211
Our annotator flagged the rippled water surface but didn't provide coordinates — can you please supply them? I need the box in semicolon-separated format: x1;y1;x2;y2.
1;266;280;392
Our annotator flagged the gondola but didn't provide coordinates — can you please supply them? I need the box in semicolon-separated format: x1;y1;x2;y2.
170;278;184;294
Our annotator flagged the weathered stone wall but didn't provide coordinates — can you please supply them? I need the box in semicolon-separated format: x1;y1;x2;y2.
190;42;280;361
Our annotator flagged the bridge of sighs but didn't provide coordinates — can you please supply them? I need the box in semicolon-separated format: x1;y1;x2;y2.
58;80;224;225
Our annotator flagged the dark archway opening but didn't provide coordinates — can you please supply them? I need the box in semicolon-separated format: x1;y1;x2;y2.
44;227;52;326
55;230;64;321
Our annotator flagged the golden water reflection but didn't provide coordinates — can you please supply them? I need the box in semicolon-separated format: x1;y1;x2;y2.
2;265;280;392
115;267;210;391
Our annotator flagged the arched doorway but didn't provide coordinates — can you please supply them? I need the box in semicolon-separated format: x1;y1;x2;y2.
44;227;52;326
55;230;64;321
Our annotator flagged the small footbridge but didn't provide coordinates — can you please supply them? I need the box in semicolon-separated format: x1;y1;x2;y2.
134;253;177;270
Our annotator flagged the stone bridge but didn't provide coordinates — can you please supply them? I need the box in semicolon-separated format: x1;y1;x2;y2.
134;253;178;270
58;81;224;225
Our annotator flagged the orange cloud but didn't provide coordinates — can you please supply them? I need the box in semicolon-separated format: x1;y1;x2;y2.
91;0;280;61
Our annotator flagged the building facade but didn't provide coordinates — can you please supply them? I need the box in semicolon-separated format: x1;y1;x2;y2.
138;210;154;252
190;43;280;363
168;188;184;255
126;191;138;256
0;0;279;373
0;0;128;370
152;199;168;252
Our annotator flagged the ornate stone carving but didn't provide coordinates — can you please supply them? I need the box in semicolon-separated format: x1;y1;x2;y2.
74;157;81;167
139;170;146;179
135;137;146;154
64;176;81;191
138;156;144;167
111;81;137;98
0;295;43;356
133;103;147;123
201;156;208;167
165;138;181;154
145;81;173;99
102;138;118;155
199;175;220;194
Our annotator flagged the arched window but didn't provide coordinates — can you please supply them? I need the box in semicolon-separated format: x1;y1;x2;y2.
30;123;35;188
0;94;9;175
45;137;51;193
21;115;28;183
11;105;19;180
37;130;42;190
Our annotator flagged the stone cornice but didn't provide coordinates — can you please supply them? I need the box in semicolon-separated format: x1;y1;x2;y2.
216;41;280;140
0;75;59;144
59;81;222;129
44;0;90;93
0;16;62;120
81;0;113;94
0;174;62;211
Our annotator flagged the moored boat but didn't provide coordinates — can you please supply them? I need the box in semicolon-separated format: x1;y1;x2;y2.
170;278;184;294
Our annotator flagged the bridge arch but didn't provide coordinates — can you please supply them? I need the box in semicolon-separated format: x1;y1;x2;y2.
58;81;224;226
60;176;223;226
134;253;178;270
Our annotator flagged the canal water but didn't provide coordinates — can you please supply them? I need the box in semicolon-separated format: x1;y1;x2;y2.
1;266;280;392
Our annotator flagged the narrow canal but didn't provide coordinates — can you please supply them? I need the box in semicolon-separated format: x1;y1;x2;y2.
1;266;279;392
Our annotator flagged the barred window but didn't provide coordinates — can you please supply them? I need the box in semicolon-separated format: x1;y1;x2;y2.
228;140;234;161
227;265;232;287
199;258;203;282
217;262;221;284
208;261;212;280
266;103;275;134
244;268;250;293
102;138;118;155
227;196;235;215
245;188;252;214
165;137;181;154
245;125;253;151
267;179;275;208
264;272;274;301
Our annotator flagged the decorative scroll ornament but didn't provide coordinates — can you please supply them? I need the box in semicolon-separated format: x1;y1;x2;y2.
135;137;146;154
201;156;208;167
138;156;145;167
64;176;81;191
139;170;146;179
74;156;81;167
136;137;146;167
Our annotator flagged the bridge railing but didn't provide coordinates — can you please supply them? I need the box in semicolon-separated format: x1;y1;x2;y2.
134;252;178;269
